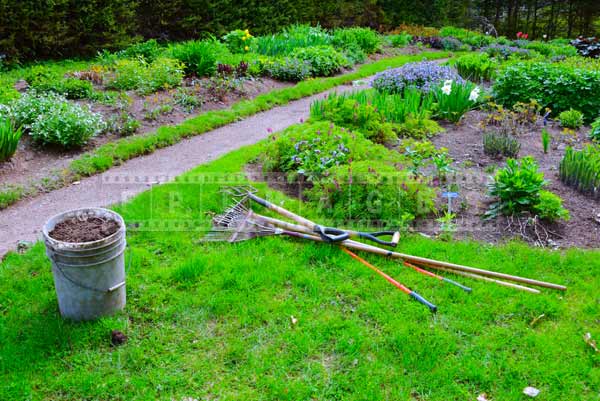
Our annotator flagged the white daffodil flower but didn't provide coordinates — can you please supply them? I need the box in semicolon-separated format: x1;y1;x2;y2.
469;87;480;102
442;84;452;95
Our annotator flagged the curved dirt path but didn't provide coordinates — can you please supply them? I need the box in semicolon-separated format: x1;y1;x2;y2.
0;78;374;256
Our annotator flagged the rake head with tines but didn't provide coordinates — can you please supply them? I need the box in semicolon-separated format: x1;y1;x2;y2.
203;203;284;243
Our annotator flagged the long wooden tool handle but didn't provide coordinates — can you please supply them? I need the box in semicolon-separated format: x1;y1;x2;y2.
424;265;541;294
253;209;567;291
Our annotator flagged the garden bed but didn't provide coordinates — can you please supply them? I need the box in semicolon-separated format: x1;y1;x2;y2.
430;111;599;248
0;77;291;188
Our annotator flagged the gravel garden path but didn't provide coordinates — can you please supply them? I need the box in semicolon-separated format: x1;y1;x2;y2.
0;78;374;256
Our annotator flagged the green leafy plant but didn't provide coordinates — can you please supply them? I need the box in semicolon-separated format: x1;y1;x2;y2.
486;156;567;221
107;112;140;136
254;24;332;56
261;121;396;182
541;128;551;153
118;39;164;62
31;78;95;99
289;46;348;77
28;101;105;148
106;57;184;94
493;62;600;123
307;160;436;226
558;108;584;129
331;27;381;54
559;145;600;197
483;132;520;158
264;58;312;81
454;53;497;81
396;117;443;139
389;33;412;47
535;190;570;221
590;117;600;142
170;40;218;77
174;87;202;112
436;211;457;241
434;80;480;123
0;117;22;161
222;29;255;53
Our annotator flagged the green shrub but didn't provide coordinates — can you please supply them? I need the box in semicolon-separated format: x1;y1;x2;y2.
439;26;493;48
454;53;497;81
170;40;218;77
309;97;397;144
0;84;20;105
590;118;600;142
307;160;436;226
28;101;105;148
483;132;520;158
0;117;22;161
106;57;184;93
558;108;584;129
389;33;412;47
486;156;567;221
396;117;443;139
222;29;255;53
105;58;146;90
559;145;600;197
289;46;348;77
523;41;578;58
261;121;396;182
23;66;59;86
264;58;312;82
254;25;332;56
342;43;367;64
10;92;62;127
332;27;381;54
32;78;95;99
493;61;600;123
535;190;570;221
141;58;185;94
119;39;163;62
433;80;480;123
441;37;464;51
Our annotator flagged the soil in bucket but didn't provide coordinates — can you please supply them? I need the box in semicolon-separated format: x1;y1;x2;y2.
49;216;119;243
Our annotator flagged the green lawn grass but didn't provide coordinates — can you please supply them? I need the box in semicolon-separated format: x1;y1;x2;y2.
1;142;599;400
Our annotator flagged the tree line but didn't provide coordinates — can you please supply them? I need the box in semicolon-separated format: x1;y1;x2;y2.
1;0;598;62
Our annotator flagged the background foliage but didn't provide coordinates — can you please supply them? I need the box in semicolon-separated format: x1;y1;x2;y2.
2;0;599;63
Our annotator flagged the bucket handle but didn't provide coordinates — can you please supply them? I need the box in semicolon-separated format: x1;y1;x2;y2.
54;263;125;293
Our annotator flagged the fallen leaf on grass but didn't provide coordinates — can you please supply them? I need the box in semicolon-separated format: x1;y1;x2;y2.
584;332;599;352
477;393;489;401
290;315;298;325
529;313;545;327
523;387;540;397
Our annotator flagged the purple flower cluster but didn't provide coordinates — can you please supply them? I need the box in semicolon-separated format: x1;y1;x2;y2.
372;61;463;94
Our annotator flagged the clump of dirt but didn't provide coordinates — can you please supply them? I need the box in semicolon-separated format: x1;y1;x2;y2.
49;216;119;242
111;330;128;346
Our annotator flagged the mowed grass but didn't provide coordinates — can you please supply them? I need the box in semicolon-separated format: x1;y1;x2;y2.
1;144;599;400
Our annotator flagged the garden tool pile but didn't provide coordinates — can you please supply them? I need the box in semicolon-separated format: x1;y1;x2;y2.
205;186;567;313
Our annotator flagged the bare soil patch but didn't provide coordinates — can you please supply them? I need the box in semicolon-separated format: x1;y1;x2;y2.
49;216;119;243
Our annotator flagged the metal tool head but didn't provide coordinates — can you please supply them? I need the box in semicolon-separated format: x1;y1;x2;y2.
220;185;258;200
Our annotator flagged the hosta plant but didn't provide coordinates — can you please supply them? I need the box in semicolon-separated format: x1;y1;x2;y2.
289;46;348;77
0;117;22;162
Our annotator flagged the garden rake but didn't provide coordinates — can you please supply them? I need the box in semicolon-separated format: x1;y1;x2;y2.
203;205;438;312
219;186;567;292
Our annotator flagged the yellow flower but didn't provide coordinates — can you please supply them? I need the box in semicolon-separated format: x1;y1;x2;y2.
242;36;246;41
244;46;249;51
244;29;249;35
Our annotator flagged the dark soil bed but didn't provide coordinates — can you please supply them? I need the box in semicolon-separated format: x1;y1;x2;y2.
50;216;119;242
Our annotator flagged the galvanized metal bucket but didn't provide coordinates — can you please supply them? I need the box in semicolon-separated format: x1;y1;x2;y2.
43;208;126;321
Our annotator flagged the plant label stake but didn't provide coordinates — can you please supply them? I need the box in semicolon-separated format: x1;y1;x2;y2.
442;191;459;214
